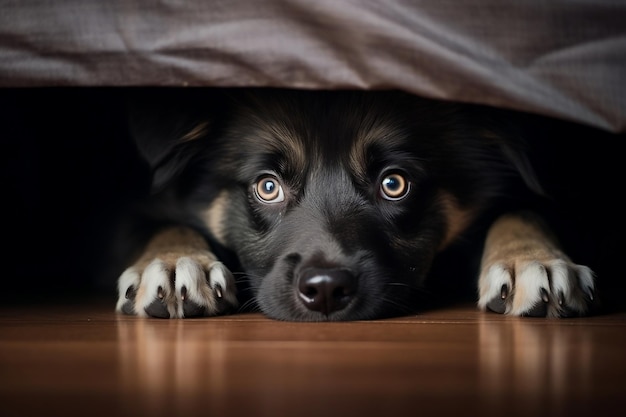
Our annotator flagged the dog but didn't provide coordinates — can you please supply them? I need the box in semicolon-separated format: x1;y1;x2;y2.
115;88;596;321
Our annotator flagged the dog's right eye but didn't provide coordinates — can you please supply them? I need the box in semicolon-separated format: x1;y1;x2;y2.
380;171;411;201
254;176;285;203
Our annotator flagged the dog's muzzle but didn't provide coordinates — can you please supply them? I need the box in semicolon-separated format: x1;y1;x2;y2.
297;267;358;315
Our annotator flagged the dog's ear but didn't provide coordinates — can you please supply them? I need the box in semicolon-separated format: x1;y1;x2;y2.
473;107;545;198
498;135;545;197
124;89;223;193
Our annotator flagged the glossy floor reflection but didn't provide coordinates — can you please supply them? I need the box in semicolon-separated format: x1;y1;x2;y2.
1;301;624;417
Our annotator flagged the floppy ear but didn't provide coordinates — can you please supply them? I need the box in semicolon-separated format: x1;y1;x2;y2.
473;106;545;198
125;89;222;192
498;136;545;198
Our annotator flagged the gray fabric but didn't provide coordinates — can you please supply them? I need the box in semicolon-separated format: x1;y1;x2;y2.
1;0;625;132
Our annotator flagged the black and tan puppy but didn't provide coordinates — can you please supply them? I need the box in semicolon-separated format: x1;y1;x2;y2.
116;88;595;321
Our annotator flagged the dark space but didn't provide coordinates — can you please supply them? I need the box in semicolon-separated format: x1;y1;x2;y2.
1;87;624;313
1;88;150;302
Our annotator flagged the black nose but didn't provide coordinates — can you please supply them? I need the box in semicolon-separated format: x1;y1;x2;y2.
297;268;357;315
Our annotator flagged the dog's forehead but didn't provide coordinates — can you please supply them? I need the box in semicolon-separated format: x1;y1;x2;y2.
230;91;419;179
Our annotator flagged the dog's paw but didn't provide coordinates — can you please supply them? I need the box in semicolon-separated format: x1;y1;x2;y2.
478;258;595;318
116;255;238;318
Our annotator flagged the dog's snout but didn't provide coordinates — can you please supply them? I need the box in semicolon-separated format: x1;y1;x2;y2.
297;268;357;315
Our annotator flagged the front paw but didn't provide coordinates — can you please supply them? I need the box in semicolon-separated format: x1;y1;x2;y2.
116;256;238;318
478;259;595;318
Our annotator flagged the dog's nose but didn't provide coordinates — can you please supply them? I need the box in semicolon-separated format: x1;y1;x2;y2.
297;268;357;315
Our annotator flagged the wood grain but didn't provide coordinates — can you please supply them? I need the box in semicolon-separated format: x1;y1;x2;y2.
1;300;625;417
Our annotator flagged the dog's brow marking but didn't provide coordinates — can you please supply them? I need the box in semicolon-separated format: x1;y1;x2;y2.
349;126;387;180
272;124;307;172
251;117;308;173
349;124;405;181
180;121;210;142
438;191;474;250
201;191;229;245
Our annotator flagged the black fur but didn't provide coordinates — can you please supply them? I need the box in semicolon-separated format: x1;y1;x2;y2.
127;88;543;321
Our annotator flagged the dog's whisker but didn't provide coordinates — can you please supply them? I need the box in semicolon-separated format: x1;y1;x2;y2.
238;297;261;313
379;296;416;316
384;282;413;288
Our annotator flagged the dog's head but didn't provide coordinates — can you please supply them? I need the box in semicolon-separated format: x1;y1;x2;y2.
130;88;541;321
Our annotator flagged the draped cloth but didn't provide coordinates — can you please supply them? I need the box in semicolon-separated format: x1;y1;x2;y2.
1;0;624;132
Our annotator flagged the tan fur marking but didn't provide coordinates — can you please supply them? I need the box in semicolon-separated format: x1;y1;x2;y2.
180;121;209;142
481;213;567;268
437;191;475;250
348;122;407;182
349;125;391;181
201;191;230;245
134;226;212;270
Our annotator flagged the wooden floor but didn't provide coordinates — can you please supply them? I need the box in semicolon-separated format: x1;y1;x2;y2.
1;299;625;417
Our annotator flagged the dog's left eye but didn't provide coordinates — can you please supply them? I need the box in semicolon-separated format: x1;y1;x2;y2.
380;172;410;201
254;176;285;203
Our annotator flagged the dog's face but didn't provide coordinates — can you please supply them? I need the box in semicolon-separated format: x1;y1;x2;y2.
137;89;536;321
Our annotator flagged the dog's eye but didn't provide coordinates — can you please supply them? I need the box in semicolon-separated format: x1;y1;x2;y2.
380;172;410;201
254;176;285;203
